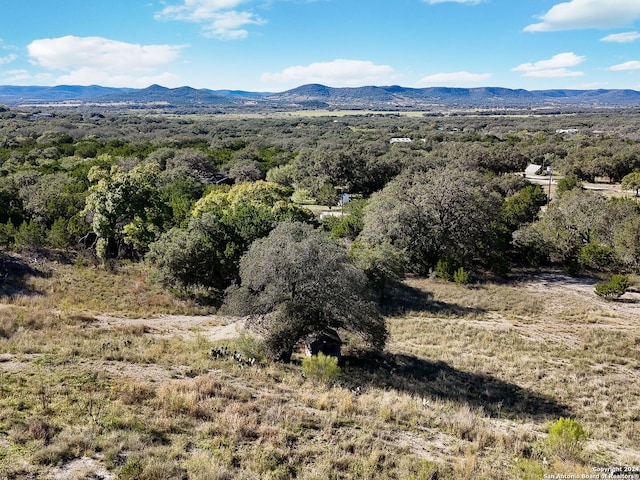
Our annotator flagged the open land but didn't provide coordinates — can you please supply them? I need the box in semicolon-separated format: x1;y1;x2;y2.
1;257;638;479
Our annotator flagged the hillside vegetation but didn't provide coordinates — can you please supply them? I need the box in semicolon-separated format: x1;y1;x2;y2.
1;109;640;478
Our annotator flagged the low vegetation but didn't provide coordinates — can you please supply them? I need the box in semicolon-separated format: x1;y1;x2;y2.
1;256;639;478
2;108;640;477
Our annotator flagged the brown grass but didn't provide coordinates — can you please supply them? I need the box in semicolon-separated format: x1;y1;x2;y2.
1;259;639;478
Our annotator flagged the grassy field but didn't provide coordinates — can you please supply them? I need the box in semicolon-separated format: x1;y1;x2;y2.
1;253;639;479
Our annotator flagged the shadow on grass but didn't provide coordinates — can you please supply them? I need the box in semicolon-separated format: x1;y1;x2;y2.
0;250;49;297
341;351;570;421
381;282;486;317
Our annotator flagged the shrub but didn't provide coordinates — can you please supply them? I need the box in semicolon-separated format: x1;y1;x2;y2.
595;274;629;300
579;243;614;271
13;220;47;251
453;267;471;285
433;257;460;282
545;417;588;460
302;353;341;383
235;334;267;363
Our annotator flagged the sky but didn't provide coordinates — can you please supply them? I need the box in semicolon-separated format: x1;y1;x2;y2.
1;0;640;92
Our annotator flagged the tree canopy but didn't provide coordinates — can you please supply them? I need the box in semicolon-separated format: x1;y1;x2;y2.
147;182;314;294
358;167;503;274
223;221;387;361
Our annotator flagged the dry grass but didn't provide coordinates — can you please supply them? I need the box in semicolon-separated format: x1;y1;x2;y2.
1;257;639;478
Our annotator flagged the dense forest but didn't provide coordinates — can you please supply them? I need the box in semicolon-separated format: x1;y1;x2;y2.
3;107;640;349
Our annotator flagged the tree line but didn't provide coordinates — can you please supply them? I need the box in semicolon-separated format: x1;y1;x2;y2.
3;108;640;359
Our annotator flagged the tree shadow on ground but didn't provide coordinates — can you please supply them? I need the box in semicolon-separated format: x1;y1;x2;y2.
0;250;49;297
341;351;570;422
381;282;486;317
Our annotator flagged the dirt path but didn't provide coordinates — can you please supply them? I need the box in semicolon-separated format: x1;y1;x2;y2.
93;313;247;342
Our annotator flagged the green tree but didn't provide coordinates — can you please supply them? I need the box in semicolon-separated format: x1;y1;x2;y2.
556;175;583;195
223;222;387;361
350;241;407;302
514;189;608;267
613;215;640;271
358;168;503;274
82;162;168;260
501;184;547;231
316;183;339;209
621;171;640;197
148;182;314;293
595;274;629;300
147;212;240;294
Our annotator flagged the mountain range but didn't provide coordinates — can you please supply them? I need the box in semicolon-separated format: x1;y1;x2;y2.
2;83;640;111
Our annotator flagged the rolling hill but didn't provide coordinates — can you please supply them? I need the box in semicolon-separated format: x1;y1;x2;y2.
2;83;640;111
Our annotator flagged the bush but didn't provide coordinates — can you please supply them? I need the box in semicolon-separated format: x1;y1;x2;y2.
13;220;47;251
545;417;588;460
595;274;629;300
302;353;341;383
434;257;463;282
578;243;614;271
453;267;471;285
235;334;267;363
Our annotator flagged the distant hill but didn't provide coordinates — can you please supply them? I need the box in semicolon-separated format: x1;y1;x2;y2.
2;83;640;111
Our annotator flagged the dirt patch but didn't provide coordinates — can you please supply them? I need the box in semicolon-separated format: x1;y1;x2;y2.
94;314;246;342
51;455;114;480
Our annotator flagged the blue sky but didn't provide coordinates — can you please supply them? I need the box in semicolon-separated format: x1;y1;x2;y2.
1;0;640;92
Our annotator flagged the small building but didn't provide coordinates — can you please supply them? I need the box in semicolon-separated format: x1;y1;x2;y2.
304;328;342;361
390;137;412;144
524;164;543;177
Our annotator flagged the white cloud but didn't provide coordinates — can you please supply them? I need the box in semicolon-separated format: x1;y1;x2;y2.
260;59;395;87
601;31;640;43
417;71;491;86
201;11;263;39
512;52;585;78
609;60;640;71
524;0;640;32
0;53;17;65
156;0;264;40
2;69;53;84
26;36;185;87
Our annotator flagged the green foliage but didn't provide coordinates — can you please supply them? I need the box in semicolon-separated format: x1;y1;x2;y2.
147;213;240;293
614;215;640;270
47;217;72;249
621;170;640;197
556;175;583;194
433;257;461;281
148;182;314;293
513;189;608;266
316;183;339;208
578;242;614;271
302;353;341;383
595;274;629;300
235;334;268;364
0;221;16;248
323;198;367;240
512;458;546;480
265;163;296;187
350;241;407;300
359;168;503;275
83;162;169;259
545;417;588;460
13;220;47;251
453;267;471;285
223;221;387;361
159;175;206;228
501;184;547;231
